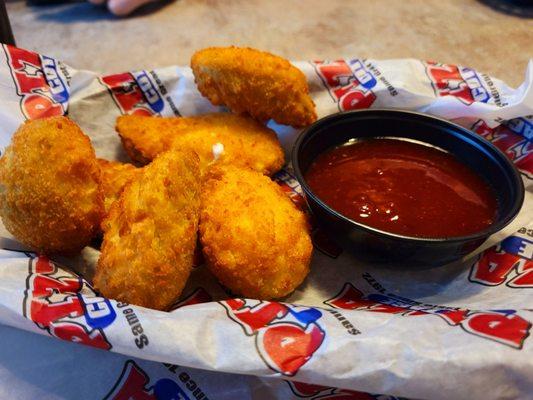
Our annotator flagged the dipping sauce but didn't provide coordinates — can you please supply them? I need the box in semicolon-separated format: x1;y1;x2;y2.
305;138;497;238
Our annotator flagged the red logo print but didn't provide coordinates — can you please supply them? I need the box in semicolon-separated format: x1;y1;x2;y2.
314;60;377;111
469;236;533;288
105;361;156;400
221;299;325;376
105;360;203;400
325;282;531;349
472;120;532;177
23;255;113;350
100;73;156;116
425;62;489;105
288;380;389;400
3;45;67;119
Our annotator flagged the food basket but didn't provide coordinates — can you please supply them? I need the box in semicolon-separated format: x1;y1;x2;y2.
0;45;531;400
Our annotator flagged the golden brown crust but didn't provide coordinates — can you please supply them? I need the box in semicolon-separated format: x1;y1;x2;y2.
0;117;104;254
199;165;312;299
116;115;190;164
94;150;201;310
191;46;317;128
115;113;284;175
97;158;143;215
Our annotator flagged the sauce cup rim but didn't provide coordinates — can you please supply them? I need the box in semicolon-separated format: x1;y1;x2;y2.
291;108;525;244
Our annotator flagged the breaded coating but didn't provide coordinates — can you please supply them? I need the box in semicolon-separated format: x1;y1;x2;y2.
117;115;190;165
191;46;317;128
116;113;284;175
94;150;201;310
0;117;103;254
97;159;143;215
199;165;312;299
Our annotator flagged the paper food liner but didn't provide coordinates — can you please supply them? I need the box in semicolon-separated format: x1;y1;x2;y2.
0;45;531;400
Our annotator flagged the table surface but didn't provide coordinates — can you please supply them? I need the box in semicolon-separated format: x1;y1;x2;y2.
5;0;533;87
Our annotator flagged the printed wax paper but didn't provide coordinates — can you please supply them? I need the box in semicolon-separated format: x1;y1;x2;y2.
0;45;531;400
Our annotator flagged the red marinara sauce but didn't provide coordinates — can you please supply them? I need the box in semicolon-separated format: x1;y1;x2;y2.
304;138;497;238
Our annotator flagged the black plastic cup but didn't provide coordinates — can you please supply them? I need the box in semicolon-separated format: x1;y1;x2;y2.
292;109;525;268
